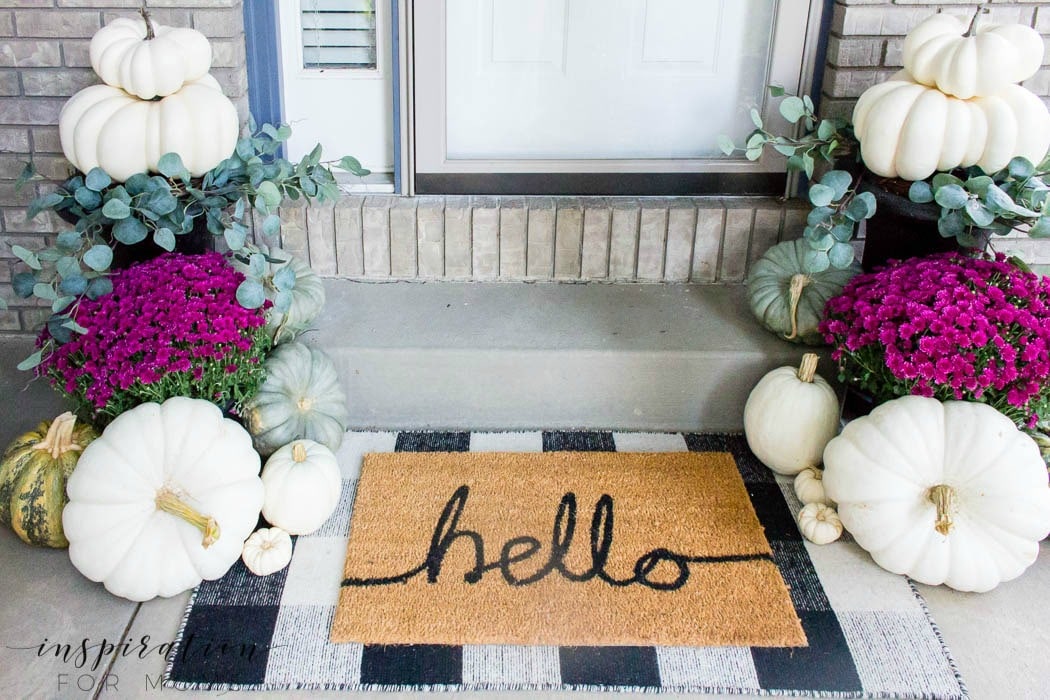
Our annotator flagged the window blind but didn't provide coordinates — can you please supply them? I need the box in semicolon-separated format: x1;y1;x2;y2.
301;0;377;70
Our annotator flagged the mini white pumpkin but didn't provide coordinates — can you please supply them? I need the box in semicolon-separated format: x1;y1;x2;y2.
903;13;1044;100
63;398;264;601
824;396;1050;592
59;74;238;182
90;12;212;100
852;71;1050;181
794;466;831;506
743;353;840;476
797;503;843;545
261;440;341;536
242;527;293;576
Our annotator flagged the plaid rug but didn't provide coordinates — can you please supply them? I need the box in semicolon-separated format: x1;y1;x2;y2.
164;432;968;698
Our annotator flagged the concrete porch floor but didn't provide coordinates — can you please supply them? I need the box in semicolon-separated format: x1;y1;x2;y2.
1;282;1049;699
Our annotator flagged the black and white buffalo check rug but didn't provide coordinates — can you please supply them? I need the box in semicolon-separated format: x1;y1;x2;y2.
164;432;967;698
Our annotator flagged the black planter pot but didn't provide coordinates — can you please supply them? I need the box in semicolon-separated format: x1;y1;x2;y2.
858;178;958;272
841;385;877;423
56;208;214;270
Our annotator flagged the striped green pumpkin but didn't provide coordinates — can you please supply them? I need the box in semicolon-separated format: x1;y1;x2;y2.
0;413;98;548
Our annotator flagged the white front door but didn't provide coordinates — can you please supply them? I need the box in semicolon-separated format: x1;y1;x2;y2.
414;0;822;175
277;0;394;172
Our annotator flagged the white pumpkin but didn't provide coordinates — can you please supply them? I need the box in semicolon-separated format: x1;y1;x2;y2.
242;527;293;576
903;14;1044;100
797;503;843;545
59;74;238;182
823;396;1050;592
90;14;212;100
261;440;341;536
853;71;1050;181
743;353;840;476
62;398;264;602
794;466;831;506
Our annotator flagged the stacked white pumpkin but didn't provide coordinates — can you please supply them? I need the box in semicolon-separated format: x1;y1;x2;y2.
854;12;1050;181
59;9;238;182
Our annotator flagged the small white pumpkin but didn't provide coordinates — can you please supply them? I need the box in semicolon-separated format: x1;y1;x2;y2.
59;74;238;182
743;353;840;476
794;466;831;506
261;440;341;536
241;527;293;576
797;503;843;545
90;12;212;100
824;396;1050;592
852;71;1050;181
903;13;1044;100
63;398;264;601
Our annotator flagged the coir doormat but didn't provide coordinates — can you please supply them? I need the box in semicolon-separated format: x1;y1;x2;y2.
164;432;968;698
332;451;805;647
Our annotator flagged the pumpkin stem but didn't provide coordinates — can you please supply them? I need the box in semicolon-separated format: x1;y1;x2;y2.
139;1;156;40
292;442;308;462
785;273;812;340
34;412;84;460
928;484;956;536
155;488;220;548
964;4;987;37
797;353;820;383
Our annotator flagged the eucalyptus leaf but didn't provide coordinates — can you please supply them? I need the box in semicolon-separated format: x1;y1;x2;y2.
1029;216;1050;238
59;275;88;296
86;277;113;300
262;213;282;238
745;146;763;161
11;245;41;270
964;198;996;227
1008;157;1035;180
812;233;835;252
934;184;969;210
73;186;102;211
52;295;75;314
224;227;247;251
779;96;806;123
30;192;65;219
157;153;186;178
768;85;786;98
773;143;797;157
82;244;113;271
828;242;855;268
273;265;296;290
248;253;267;277
62;318;88;334
749;108;763;129
84;168;111;192
938;211;966;239
16;350;43;372
46;317;73;345
819;170;852;201
56;231;83;253
56;256;80;279
846;192;876;221
125;173;151;195
101;199;131;220
808;183;835;208
112;217;148;245
256;181;282;209
908;180;934;204
33;283;56;301
817;119;836;141
236;279;266;309
830;223;855;242
965;175;994;198
932;173;964;190
717;135;735;156
12;272;35;298
146;189;178;216
153;228;176;251
807;206;834;226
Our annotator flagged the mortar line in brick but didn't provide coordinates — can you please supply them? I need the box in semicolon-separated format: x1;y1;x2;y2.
684;206;699;283
523;205;530;278
386;206;392;276
604;204;612;279
713;210;727;284
496;205;501;277
743;210;756;279
632;203;642;279
441;197;447;278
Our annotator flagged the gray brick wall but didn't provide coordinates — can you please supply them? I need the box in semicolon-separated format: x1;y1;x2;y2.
0;0;247;333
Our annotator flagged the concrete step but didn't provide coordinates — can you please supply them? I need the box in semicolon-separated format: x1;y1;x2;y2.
309;281;824;431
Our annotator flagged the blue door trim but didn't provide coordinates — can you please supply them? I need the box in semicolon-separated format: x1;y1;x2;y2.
810;0;835;110
243;0;283;132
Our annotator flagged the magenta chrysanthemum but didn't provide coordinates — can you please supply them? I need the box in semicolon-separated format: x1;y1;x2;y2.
820;252;1050;429
37;252;271;425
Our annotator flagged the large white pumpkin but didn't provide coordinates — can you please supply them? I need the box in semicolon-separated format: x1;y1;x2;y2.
63;398;264;602
824;396;1050;592
90;15;212;100
743;353;840;476
853;71;1050;181
903;14;1044;100
59;74;238;182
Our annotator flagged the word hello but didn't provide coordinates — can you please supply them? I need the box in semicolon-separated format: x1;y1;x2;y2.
343;485;769;591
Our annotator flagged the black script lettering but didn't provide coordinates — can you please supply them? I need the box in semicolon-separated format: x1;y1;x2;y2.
342;486;773;591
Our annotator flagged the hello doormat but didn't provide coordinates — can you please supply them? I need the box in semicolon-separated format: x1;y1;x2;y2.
331;451;805;647
165;432;967;698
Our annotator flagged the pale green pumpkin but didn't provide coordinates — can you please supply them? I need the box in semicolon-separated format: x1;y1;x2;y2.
0;413;98;548
747;239;860;346
232;246;326;345
244;342;349;456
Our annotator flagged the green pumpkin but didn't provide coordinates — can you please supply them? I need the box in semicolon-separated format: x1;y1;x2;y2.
232;246;326;345
0;413;98;548
747;239;860;346
245;342;349;456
